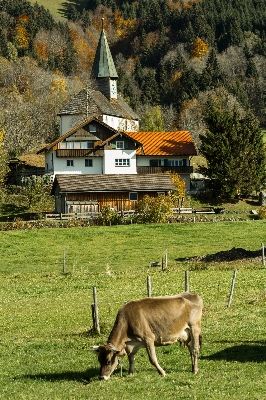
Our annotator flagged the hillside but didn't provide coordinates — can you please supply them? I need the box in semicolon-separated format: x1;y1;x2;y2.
1;0;266;156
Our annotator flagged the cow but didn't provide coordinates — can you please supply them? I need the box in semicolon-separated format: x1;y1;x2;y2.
91;292;203;380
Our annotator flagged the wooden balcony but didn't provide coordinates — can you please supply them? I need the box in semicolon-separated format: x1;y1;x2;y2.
136;166;193;174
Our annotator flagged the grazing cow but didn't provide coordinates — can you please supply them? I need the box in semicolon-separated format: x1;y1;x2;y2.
91;292;203;380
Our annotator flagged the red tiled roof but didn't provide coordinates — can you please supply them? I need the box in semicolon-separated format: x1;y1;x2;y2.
126;131;197;156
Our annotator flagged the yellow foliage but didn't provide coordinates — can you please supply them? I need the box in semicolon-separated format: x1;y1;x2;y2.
50;77;67;93
190;37;209;59
13;26;30;48
0;128;5;148
171;71;182;84
168;173;186;204
113;10;137;39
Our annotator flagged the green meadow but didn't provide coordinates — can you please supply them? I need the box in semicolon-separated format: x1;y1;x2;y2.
1;221;266;399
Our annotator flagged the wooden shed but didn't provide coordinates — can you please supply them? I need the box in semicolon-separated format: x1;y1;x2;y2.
52;174;176;213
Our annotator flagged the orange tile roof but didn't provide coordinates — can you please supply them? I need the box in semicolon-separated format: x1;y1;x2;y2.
126;131;197;156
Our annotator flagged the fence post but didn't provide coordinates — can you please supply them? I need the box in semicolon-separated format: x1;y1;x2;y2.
165;244;168;269
227;269;237;308
262;242;265;265
92;287;100;333
147;276;152;297
63;246;67;274
185;270;189;292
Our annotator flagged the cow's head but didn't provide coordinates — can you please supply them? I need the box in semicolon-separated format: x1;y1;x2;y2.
91;343;126;380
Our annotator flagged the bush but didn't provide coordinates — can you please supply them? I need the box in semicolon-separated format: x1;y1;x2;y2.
135;195;173;223
258;206;266;219
96;205;122;225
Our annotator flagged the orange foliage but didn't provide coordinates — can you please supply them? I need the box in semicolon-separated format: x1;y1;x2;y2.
17;14;30;24
190;37;209;59
34;41;49;61
70;29;96;73
13;26;30;48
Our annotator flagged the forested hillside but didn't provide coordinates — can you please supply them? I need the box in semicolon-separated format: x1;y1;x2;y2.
1;0;266;156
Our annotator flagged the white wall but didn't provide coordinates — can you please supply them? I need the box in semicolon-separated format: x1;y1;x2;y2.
60;114;139;135
45;151;103;178
103;149;137;174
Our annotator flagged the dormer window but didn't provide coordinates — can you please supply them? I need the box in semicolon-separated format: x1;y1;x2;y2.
89;124;96;133
116;141;124;149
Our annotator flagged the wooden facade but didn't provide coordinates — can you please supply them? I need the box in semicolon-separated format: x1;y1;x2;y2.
53;174;176;213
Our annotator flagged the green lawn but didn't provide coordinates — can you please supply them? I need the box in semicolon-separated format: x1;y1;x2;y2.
1;222;266;399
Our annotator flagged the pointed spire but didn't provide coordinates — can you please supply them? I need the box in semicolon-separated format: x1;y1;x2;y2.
91;18;118;79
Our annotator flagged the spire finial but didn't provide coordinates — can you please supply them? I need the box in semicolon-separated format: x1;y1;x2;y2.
101;18;104;30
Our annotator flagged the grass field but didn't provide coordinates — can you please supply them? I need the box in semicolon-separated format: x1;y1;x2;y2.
1;222;266;399
28;0;88;19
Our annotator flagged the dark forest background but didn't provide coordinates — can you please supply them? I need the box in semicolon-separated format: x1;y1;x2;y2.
0;0;266;155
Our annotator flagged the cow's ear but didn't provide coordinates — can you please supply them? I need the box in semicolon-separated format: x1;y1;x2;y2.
116;349;127;358
90;345;100;355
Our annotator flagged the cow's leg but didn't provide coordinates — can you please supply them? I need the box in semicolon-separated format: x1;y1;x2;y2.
145;339;166;376
127;348;139;375
187;326;201;374
126;343;143;376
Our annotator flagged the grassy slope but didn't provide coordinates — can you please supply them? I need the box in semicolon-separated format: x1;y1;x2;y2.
28;0;88;19
1;222;266;399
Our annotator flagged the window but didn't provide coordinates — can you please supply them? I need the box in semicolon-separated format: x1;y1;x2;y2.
116;141;124;149
115;159;130;166
81;141;94;149
157;192;165;196
89;124;96;132
85;159;93;167
129;192;138;201
167;160;183;166
67;160;74;167
67;142;74;149
150;159;162;167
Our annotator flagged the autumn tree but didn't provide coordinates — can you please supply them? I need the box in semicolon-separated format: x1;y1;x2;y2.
199;107;266;199
190;37;209;59
140;105;164;131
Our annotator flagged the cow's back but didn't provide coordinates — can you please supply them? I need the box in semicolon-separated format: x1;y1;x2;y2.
114;296;193;345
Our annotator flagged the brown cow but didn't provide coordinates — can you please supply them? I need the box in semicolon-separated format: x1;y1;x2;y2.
91;292;203;380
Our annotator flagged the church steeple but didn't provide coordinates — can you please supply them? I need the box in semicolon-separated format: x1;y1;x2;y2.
91;18;118;100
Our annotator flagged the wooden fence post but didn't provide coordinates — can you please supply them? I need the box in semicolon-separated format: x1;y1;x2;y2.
165;244;168;269
227;269;237;308
92;287;100;333
262;242;265;265
63;246;67;274
147;276;152;297
185;270;189;292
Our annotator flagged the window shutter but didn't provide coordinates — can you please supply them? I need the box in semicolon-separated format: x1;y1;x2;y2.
124;140;128;149
111;143;116;149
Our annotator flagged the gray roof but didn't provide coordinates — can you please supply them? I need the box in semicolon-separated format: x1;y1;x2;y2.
53;174;176;193
91;28;118;78
58;89;139;121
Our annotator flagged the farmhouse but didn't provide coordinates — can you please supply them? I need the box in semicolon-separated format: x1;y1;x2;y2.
38;19;197;213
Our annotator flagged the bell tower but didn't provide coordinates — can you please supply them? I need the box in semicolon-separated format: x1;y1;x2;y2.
91;18;118;101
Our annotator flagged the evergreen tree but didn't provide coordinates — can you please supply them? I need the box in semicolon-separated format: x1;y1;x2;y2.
199;107;266;199
0;30;9;58
245;58;259;79
141;69;160;105
200;49;225;91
